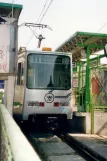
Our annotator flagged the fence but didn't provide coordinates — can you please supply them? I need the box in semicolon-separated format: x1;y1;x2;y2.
77;55;107;112
90;64;107;111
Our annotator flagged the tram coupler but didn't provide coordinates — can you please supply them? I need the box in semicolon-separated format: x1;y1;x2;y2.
46;117;59;131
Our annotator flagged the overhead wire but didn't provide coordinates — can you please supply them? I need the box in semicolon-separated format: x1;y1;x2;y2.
26;0;54;48
28;26;39;39
39;0;54;24
36;0;49;24
97;23;107;32
26;0;50;47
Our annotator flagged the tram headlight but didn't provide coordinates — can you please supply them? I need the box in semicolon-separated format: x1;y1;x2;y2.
54;102;69;107
39;102;44;107
54;102;59;107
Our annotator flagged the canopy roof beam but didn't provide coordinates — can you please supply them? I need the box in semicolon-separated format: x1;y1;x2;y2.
56;31;107;61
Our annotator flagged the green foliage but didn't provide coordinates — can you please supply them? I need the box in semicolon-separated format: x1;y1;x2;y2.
0;91;3;103
13;102;22;106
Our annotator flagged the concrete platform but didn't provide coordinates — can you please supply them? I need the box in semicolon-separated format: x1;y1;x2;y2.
69;111;107;135
69;134;107;160
48;155;85;161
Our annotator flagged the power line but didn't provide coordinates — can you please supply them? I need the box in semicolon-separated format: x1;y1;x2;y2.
36;0;49;23
26;0;54;48
26;0;50;47
28;26;38;39
97;23;107;32
39;0;54;23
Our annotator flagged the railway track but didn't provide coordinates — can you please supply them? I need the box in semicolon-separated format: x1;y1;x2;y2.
58;133;107;161
28;131;86;161
20;121;105;161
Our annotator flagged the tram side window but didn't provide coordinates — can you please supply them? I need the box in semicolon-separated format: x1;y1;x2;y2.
17;63;24;85
21;64;24;85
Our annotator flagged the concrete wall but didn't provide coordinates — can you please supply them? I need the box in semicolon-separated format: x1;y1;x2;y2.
0;104;41;161
94;112;107;135
0;104;13;161
69;112;107;135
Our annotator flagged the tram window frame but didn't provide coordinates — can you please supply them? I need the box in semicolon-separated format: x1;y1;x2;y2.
17;63;21;85
17;62;24;85
21;63;24;85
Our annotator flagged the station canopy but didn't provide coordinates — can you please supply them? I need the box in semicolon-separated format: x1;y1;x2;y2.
55;31;107;61
0;2;23;20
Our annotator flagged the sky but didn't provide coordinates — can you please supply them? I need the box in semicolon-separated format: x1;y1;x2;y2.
2;0;107;51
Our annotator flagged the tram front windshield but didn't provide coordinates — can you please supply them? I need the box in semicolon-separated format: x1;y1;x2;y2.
27;53;71;90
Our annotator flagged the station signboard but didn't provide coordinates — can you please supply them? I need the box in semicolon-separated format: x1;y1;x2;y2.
73;77;78;88
72;62;76;68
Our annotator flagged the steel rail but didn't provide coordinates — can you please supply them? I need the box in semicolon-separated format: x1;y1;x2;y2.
59;133;107;161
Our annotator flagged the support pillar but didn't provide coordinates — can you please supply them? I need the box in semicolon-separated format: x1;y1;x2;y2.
85;46;90;112
78;62;81;112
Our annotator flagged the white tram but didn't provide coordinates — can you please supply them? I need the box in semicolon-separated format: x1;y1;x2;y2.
13;49;73;125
